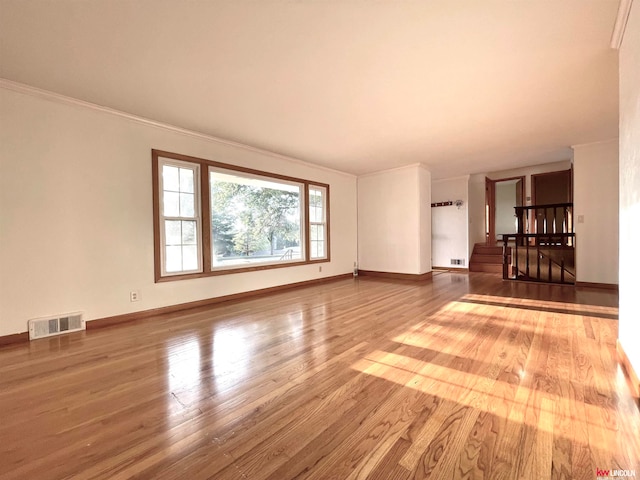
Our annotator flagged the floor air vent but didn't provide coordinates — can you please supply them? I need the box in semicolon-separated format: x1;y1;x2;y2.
28;312;85;340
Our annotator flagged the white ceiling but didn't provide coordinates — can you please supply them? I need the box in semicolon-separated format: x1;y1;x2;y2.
0;0;620;178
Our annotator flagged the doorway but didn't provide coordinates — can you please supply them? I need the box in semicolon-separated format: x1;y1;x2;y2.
485;176;525;245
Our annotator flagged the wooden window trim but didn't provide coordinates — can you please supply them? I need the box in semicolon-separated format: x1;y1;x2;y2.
308;185;329;261
152;149;331;282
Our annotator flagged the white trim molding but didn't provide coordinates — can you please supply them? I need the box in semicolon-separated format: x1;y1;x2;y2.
357;162;431;179
611;0;634;50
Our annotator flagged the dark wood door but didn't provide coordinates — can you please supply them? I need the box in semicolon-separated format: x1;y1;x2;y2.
532;169;572;234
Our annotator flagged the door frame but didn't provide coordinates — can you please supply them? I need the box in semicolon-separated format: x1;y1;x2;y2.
485;175;526;245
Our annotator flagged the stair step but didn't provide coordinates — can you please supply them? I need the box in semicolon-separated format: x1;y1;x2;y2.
470;254;504;263
473;244;505;255
469;263;503;274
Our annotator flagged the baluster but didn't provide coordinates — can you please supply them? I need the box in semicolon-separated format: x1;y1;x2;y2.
503;237;508;279
526;235;530;278
515;237;519;279
548;236;552;282
536;236;541;280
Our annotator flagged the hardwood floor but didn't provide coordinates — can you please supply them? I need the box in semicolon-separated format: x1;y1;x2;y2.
0;272;638;479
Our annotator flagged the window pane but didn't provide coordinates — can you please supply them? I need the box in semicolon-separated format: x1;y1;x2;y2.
179;168;194;193
164;191;180;217
209;168;303;268
182;245;198;270
158;158;203;277
182;220;196;244
165;220;182;245
165;245;182;272
309;188;324;223
310;225;325;259
163;165;180;191
180;193;195;217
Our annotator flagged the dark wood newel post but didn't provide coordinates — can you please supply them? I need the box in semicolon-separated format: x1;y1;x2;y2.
502;237;509;280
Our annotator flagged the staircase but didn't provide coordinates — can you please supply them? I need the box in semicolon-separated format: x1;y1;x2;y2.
503;234;575;285
502;202;575;285
469;244;509;274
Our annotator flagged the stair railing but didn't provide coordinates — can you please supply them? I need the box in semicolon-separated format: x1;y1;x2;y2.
502;202;575;285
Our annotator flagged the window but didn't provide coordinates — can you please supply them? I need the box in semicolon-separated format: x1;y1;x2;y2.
152;150;330;281
158;160;202;275
210;167;303;269
309;185;327;259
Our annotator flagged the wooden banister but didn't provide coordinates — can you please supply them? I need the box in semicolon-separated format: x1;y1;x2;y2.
503;202;575;285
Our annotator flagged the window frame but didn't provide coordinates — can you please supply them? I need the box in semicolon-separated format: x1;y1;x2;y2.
308;185;329;260
152;149;330;282
158;158;203;276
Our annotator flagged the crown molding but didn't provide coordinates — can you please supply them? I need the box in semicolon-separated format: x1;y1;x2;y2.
571;137;619;149
432;174;471;183
611;0;633;49
0;78;355;178
357;162;431;179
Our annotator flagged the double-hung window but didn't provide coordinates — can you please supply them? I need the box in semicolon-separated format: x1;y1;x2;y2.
158;160;202;275
309;185;328;259
153;150;330;281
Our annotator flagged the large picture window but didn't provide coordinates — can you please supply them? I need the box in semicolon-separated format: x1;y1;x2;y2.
152;150;330;281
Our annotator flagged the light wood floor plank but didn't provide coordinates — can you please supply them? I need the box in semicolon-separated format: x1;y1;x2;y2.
0;273;638;479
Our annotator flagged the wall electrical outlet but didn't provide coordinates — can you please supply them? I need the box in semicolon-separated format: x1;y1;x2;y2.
130;291;140;302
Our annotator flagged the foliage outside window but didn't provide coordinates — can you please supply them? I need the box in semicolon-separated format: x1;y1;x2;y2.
210;169;303;268
153;150;329;281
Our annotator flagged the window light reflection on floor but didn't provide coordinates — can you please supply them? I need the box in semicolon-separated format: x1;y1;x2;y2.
350;348;624;441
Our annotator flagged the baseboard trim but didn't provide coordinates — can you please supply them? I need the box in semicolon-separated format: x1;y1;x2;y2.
357;270;433;281
575;281;619;291
0;273;353;345
0;332;29;347
617;339;640;401
432;267;470;273
88;273;353;330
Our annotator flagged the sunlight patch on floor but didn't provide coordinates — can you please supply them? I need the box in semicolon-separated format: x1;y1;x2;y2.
351;349;619;440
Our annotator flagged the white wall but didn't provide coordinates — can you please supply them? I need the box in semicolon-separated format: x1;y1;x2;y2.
357;164;431;274
467;175;486;251
431;176;469;268
418;166;433;273
619;2;640;380
0;86;358;337
573;140;619;285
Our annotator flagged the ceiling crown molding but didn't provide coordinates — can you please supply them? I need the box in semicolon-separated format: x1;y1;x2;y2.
0;78;355;178
611;0;633;49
